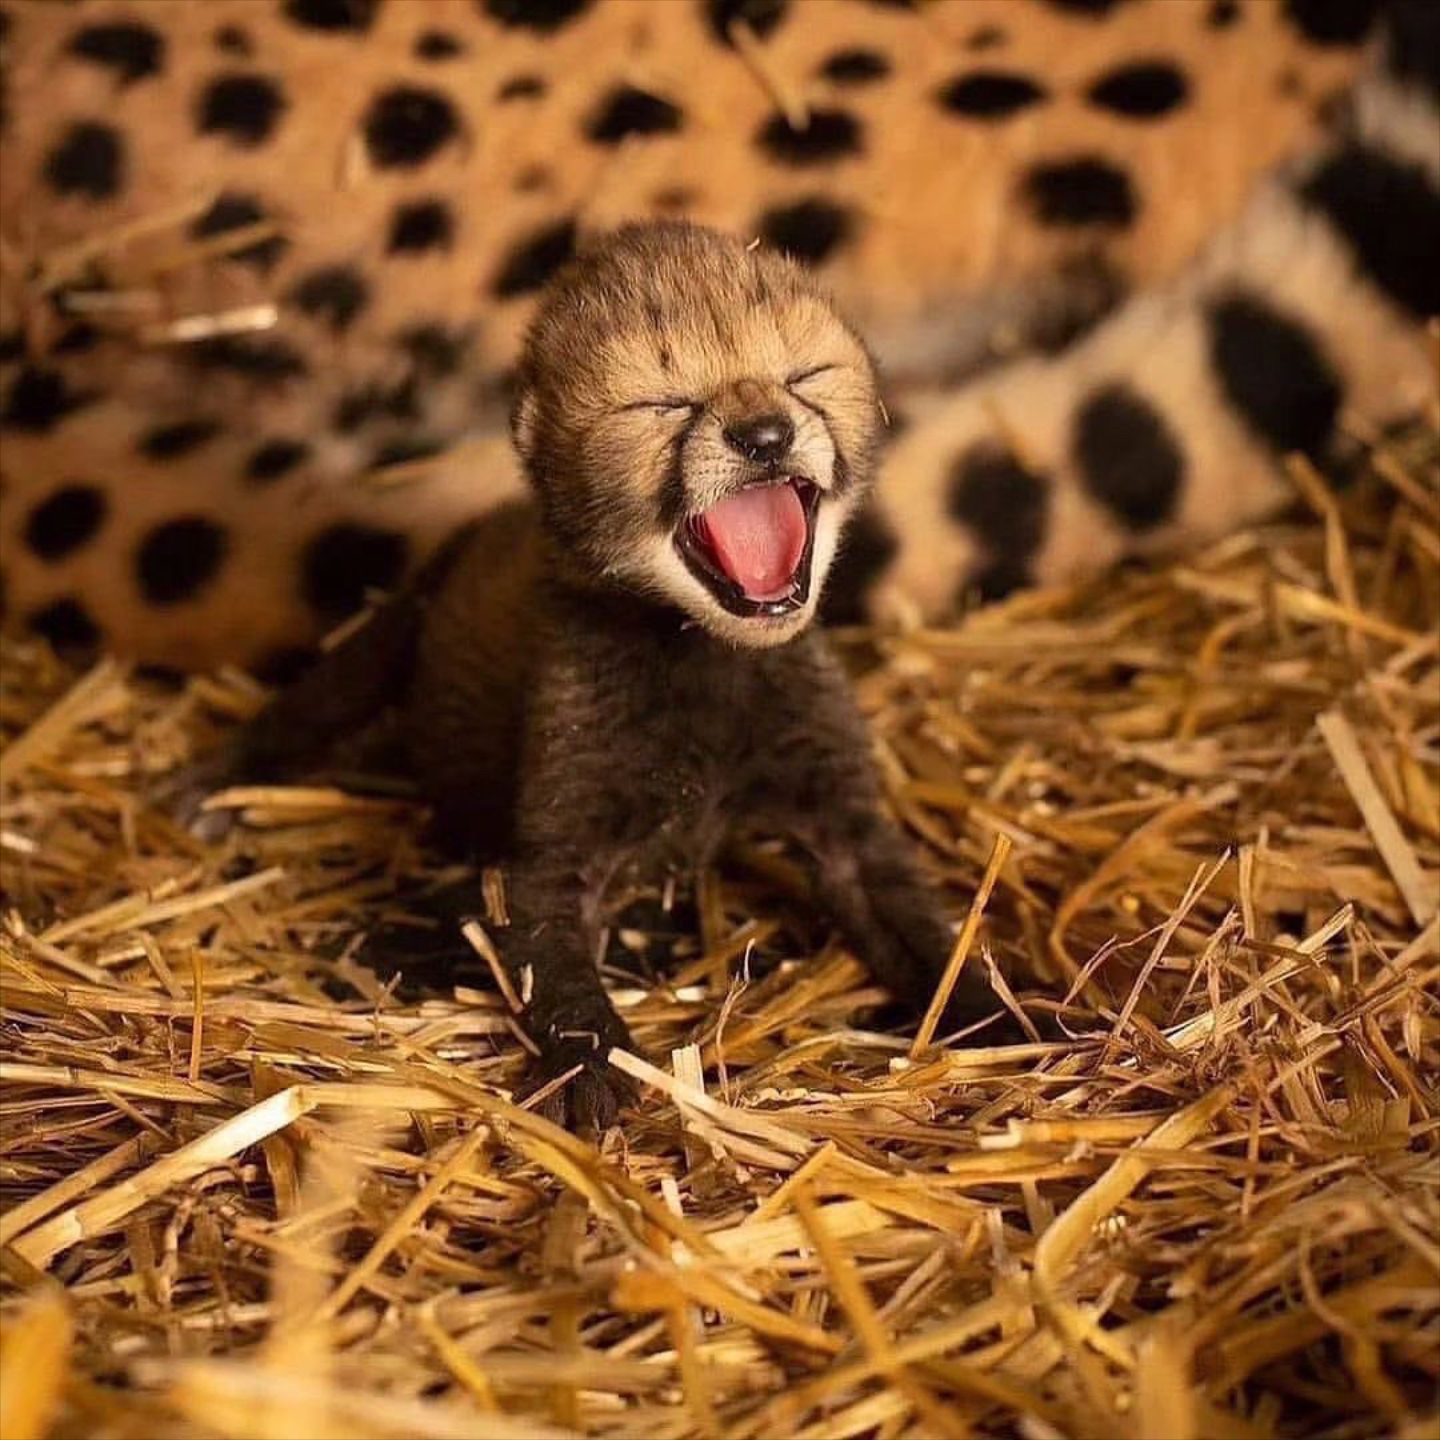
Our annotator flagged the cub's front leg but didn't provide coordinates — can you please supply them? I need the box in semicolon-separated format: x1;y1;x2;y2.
770;641;1008;1038
499;843;638;1131
491;643;684;1131
812;809;1006;1038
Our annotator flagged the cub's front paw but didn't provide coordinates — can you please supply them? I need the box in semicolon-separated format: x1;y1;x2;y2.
525;1001;637;1133
149;742;247;843
862;887;1026;1042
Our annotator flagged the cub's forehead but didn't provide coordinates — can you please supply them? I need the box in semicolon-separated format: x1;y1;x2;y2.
591;290;855;394
523;223;866;400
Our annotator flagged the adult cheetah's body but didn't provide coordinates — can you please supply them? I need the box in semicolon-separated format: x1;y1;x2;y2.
0;0;1433;670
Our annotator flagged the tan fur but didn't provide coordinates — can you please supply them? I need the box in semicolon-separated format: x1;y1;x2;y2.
0;0;1408;667
1;0;1357;386
873;154;1432;619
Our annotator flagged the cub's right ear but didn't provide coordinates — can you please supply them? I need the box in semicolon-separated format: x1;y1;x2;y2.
511;385;538;464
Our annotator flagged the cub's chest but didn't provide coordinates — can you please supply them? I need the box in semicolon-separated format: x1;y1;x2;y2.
624;643;817;801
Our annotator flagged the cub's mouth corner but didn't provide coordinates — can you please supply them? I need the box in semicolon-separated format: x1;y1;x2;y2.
677;476;821;619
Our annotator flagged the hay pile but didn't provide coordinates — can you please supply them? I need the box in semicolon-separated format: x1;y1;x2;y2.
1;433;1437;1440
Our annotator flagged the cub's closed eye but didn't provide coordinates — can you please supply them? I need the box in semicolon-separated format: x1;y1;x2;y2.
786;365;839;388
618;397;699;414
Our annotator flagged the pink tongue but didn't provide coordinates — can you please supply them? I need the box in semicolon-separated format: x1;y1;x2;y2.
698;484;807;601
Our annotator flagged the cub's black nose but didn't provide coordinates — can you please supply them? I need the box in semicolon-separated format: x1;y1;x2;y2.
723;412;795;464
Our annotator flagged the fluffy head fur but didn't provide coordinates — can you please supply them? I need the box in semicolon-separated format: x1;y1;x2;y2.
511;222;881;647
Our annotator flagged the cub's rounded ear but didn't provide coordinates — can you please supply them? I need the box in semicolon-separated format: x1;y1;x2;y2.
511;385;538;463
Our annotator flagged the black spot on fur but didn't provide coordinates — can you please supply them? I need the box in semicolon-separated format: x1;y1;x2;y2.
492;218;577;298
51;322;100;356
513;164;551;193
969;556;1035;604
334;388;382;432
332;380;417;432
363;85;460;168
1282;0;1381;46
25;484;107;561
3;367;93;431
283;0;382;31
29;598;99;652
303;523;408;619
1042;0;1130;15
758;197;853;265
1206;291;1343;459
136;517;228;604
821;505;899;624
43;121;124;199
497;74;546;101
705;0;788;45
937;71;1047;119
190;193;288;270
481;0;592;31
245;438;310;484
288;265;370;332
1387;0;1440;98
587;86;683;144
213;24;253;56
68;20;164;85
1207;0;1241;27
387;197;454;253
1072;385;1184;531
1299;143;1440;319
819;48;891;85
948;444;1050;580
758;107;862;165
1086;61;1189;117
197;73;287;147
189;335;307;382
369;436;446;469
398;323;469;375
966;25;1007;50
1024;156;1136;227
0;330;24;364
651;186;696;213
415;29;464;60
140;419;221;459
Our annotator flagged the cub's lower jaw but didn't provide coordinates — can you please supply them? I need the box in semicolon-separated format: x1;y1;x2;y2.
676;476;822;620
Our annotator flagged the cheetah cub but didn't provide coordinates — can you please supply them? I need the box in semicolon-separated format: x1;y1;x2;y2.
217;222;1015;1128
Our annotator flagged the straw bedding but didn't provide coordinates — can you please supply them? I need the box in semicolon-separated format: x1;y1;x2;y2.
1;428;1437;1440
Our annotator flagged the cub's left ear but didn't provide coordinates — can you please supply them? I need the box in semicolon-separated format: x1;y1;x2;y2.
511;386;538;463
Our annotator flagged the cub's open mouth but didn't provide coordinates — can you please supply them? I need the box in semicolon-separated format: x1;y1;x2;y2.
677;477;820;618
